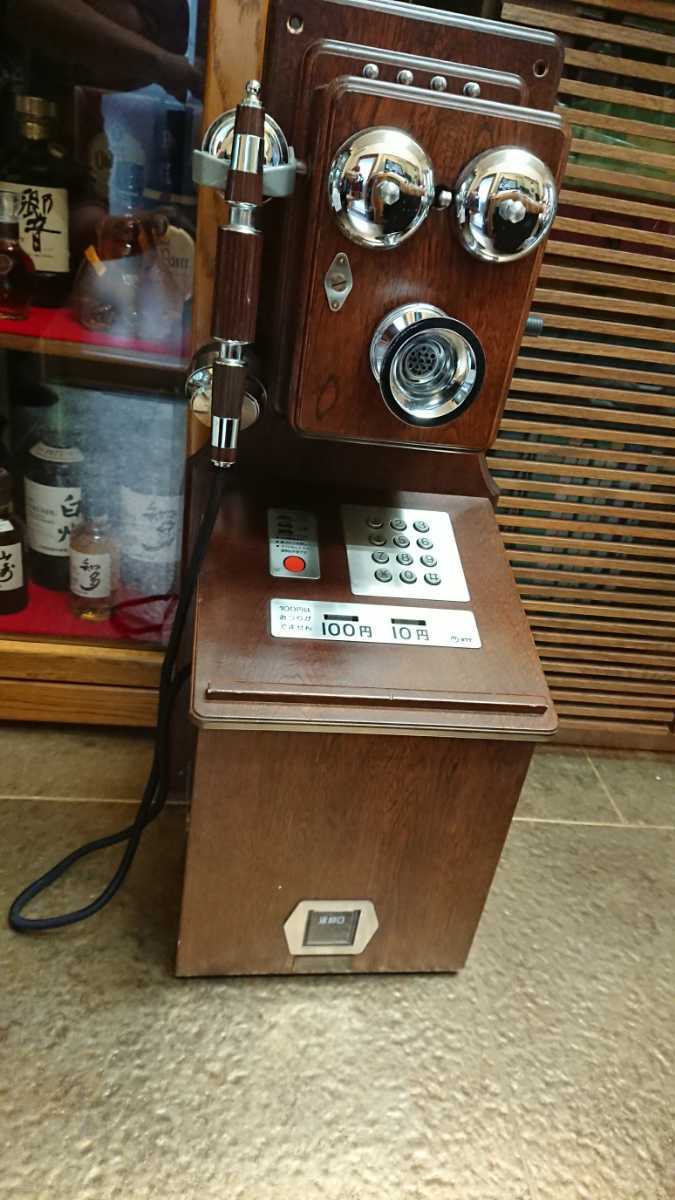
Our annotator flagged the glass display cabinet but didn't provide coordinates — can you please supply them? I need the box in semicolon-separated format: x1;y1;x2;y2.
0;0;210;724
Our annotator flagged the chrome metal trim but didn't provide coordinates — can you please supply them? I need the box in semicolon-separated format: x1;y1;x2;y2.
324;252;353;311
230;133;263;175
211;415;240;450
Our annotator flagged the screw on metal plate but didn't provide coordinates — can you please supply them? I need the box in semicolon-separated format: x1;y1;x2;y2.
324;252;353;312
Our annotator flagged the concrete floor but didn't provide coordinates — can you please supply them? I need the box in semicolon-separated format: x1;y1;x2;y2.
0;725;673;1200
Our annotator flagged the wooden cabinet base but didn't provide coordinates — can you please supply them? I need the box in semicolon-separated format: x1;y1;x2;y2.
176;729;532;977
0;638;161;726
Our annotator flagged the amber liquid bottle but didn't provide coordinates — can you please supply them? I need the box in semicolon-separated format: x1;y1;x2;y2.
0;468;28;615
1;96;73;307
70;504;119;621
24;432;83;591
0;189;34;320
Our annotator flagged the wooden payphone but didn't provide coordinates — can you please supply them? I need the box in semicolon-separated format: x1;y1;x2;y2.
177;0;568;976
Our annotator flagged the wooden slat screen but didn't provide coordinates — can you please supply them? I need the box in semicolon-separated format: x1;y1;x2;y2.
491;0;675;749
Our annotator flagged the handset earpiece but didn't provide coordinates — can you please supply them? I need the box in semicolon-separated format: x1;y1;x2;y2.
328;127;434;248
453;146;557;263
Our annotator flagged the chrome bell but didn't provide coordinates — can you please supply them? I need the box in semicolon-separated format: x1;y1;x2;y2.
186;343;266;431
328;127;434;249
453;146;557;263
370;303;484;426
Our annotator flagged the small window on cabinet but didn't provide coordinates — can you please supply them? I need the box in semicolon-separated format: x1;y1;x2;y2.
0;0;207;360
1;353;186;646
0;0;210;649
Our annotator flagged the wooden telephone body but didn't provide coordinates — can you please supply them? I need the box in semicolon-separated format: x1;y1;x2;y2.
176;0;568;977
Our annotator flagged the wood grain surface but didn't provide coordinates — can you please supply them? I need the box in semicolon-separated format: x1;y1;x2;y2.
176;728;533;975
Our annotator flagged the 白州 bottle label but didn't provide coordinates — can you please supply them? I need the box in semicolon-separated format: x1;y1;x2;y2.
70;549;111;598
120;487;182;565
0;542;24;591
25;480;82;556
0;182;69;273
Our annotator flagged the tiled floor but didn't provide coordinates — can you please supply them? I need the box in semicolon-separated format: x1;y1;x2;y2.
0;724;673;1200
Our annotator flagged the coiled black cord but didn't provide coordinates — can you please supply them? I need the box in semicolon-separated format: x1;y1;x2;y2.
8;468;227;932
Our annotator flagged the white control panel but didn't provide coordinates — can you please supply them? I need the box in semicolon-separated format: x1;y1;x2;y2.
270;599;481;648
341;505;469;603
268;508;320;580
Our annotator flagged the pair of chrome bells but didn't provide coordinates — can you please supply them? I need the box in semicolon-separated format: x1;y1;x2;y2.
370;304;484;427
328;128;557;262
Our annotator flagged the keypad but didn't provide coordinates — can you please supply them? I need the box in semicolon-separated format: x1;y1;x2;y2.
341;504;470;602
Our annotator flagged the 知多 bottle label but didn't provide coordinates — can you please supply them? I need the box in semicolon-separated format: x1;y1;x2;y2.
70;550;111;598
0;182;69;273
25;480;82;556
29;442;83;465
120;487;182;564
0;543;24;591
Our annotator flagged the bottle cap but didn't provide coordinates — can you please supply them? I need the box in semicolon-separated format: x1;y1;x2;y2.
15;95;57;120
0;468;13;507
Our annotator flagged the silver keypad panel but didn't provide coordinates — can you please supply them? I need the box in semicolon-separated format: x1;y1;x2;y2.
270;599;481;648
341;505;469;602
268;508;320;580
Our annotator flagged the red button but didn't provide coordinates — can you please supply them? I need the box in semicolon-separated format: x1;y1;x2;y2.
283;555;306;573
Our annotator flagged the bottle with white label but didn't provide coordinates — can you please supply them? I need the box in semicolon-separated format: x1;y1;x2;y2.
119;480;183;597
0;468;28;615
69;504;119;622
1;96;72;307
24;435;82;591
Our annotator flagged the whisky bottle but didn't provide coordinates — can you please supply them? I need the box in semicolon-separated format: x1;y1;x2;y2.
24;432;82;591
74;161;145;336
0;468;28;615
0;189;34;320
119;440;183;598
1;96;72;307
70;502;119;622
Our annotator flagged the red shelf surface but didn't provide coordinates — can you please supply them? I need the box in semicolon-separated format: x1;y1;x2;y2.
0;305;188;366
0;581;174;646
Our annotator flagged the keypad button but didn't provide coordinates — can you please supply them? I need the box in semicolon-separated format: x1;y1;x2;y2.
420;554;437;568
374;568;393;583
393;534;410;548
396;552;414;566
369;533;386;546
400;570;417;584
390;518;407;531
366;517;384;529
413;520;430;533
417;537;433;550
371;551;389;564
424;572;442;586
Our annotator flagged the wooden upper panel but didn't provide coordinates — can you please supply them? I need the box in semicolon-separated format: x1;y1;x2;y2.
286;83;568;451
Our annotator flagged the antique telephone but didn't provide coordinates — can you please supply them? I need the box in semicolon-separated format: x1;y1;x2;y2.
10;0;569;974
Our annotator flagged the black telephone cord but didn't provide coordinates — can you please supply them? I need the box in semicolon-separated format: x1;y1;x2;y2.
8;468;227;933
